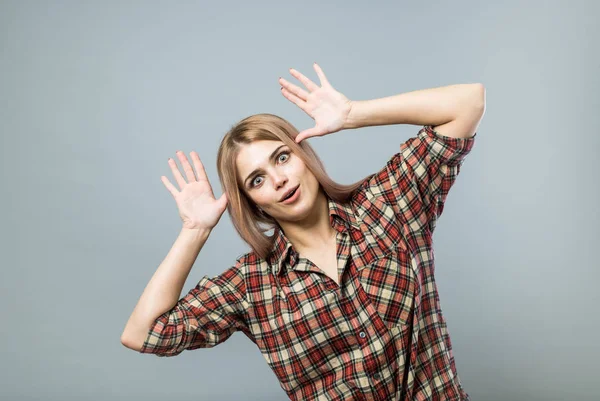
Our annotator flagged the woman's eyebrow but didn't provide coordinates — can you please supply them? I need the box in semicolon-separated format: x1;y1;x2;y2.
243;144;287;187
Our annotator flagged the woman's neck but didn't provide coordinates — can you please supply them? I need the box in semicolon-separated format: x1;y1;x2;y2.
277;190;336;253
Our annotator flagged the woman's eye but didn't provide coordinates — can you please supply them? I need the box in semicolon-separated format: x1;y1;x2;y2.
252;176;263;187
278;152;290;162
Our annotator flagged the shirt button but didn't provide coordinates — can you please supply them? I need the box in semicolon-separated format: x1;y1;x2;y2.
359;331;366;338
373;372;380;380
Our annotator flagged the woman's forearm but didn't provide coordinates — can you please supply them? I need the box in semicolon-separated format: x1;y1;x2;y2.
121;227;211;350
343;83;484;130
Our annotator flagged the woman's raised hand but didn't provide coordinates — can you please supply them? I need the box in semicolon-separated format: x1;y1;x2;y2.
279;62;353;143
161;151;228;231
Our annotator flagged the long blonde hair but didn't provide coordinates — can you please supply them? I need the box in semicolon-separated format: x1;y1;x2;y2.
216;113;370;260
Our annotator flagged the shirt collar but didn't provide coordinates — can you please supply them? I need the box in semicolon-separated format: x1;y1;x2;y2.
267;196;361;277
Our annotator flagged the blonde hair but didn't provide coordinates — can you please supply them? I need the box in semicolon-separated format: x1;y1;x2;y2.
216;113;369;259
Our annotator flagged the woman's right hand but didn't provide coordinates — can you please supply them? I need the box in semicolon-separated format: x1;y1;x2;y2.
161;151;228;231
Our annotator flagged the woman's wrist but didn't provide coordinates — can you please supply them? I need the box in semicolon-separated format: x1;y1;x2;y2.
180;226;212;242
342;100;362;130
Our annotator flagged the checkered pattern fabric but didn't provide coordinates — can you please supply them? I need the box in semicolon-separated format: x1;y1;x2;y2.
140;125;476;400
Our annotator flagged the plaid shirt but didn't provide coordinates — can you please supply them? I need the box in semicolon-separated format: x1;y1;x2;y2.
140;125;476;401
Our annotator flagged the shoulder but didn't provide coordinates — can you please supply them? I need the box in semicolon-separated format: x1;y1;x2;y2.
235;250;272;276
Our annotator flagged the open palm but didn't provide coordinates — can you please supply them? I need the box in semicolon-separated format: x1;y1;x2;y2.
279;63;353;143
161;151;228;230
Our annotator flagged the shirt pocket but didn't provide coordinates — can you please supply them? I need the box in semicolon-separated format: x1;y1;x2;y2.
356;246;416;329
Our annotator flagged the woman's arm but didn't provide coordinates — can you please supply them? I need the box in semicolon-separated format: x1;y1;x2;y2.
278;64;485;142
343;83;485;138
120;227;211;351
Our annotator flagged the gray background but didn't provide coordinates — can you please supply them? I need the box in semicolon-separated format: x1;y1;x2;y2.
1;0;598;400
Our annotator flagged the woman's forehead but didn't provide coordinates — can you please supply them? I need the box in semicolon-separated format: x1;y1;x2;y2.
237;140;286;162
236;139;287;175
242;139;284;151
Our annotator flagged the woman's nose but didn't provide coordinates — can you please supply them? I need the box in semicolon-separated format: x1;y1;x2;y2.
273;173;287;189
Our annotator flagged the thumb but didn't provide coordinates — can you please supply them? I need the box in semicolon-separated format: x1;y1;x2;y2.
218;193;228;211
295;128;316;143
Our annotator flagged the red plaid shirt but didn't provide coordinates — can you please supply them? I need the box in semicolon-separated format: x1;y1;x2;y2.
140;125;477;400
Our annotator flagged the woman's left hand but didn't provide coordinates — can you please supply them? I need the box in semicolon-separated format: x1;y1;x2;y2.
279;63;353;143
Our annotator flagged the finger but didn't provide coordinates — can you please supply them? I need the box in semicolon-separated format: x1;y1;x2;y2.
295;127;321;143
279;77;308;101
190;151;208;182
218;192;228;210
281;87;309;114
160;175;179;197
289;68;319;92
190;151;215;194
177;151;198;183
313;62;330;87
168;156;187;190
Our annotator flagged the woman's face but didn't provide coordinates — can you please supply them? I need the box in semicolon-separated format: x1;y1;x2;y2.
236;140;319;223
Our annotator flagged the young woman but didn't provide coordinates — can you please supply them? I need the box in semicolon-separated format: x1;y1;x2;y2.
121;63;485;401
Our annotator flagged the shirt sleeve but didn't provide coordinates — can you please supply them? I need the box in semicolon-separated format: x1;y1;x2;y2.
376;125;477;234
139;260;250;357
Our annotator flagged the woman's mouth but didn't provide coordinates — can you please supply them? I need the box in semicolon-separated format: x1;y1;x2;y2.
281;186;300;204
